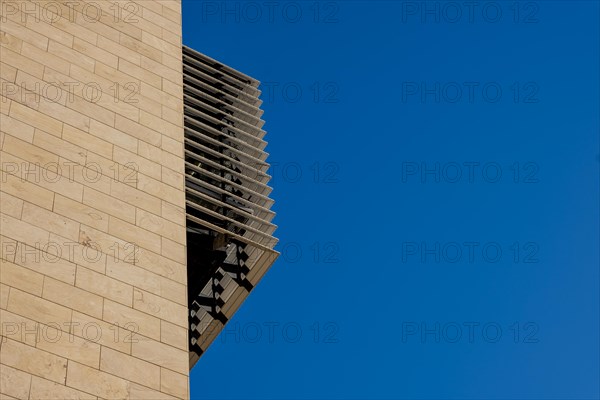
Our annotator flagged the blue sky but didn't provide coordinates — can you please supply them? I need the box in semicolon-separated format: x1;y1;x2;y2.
182;1;599;398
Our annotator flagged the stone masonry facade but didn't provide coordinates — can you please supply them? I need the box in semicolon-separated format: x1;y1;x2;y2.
0;0;189;398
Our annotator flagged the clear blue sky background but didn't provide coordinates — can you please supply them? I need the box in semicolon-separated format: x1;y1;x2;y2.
182;1;599;398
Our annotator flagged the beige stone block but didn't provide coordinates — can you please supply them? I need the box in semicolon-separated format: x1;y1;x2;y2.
161;237;186;266
14;242;76;285
141;7;180;35
0;259;43;296
100;347;160;390
159;58;183;85
63;124;113;160
136;209;185;245
115;114;161;146
0;169;54;210
89;84;141;123
160;320;187;351
102;299;160;341
49;64;109;100
36;326;101;368
3;134;59;166
139;81;182;112
161;149;185;174
0;114;35;143
162;79;183;108
141;53;181;84
160;3;182;23
78;225;131;266
22;202;80;241
9;102;62;136
131;335;188;375
20;42;70;76
139;110;181;142
76;266;132;307
68;94;116;127
29;375;96;400
106;256;185;306
97;35;141;66
0;214;50;248
0;364;31;400
1;75;40;110
161;166;184;191
108;216;161;254
83;153;133;192
0;284;9;309
66;64;132;107
48;40;95;72
44;5;98;45
32;164;84;202
33;67;68;100
0;95;11;115
132;0;163;15
118;58;161;89
74;12;121;44
132;288;186;328
0;30;22;52
49;231;107;275
79;1;142;40
13;68;64;110
161;201;186;227
95;62;140;91
0;47;44;79
137;141;162;161
65;160;112;197
136;17;164;41
0;61;17;83
0;191;23;219
66;361;128;399
161;104;183;127
1;338;67;383
71;311;131;355
110;180;161;216
160;0;182;13
73;37;117;69
160;368;188;399
82;186;136;225
135;247;186;285
137;174;183;209
5;156;85;202
0;235;17;263
128;383;178;400
89;119;138;153
160;134;183;156
53;194;109;232
0;18;48;50
113;146;161;181
43;276;103;320
6;289;71;329
161;28;182;47
37;99;90;133
119;34;162;63
25;18;74;48
0;309;39;346
70;163;114;197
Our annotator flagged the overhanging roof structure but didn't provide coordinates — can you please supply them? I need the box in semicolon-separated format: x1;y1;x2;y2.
182;46;279;368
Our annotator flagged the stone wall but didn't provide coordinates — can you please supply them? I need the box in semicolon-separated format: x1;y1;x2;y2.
0;1;188;398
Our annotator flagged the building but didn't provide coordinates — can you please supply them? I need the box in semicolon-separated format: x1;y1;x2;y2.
0;1;278;398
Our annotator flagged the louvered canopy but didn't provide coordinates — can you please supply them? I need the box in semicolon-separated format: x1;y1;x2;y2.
183;46;279;368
